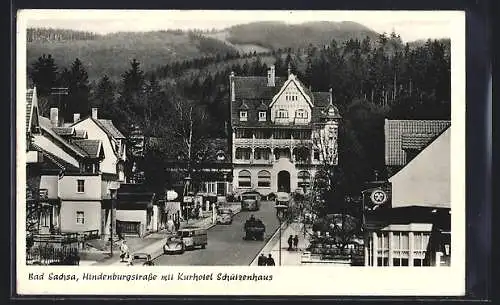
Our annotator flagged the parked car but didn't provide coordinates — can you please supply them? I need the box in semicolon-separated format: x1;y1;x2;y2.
177;226;208;250
129;253;154;266
241;191;261;211
163;236;185;255
216;208;233;225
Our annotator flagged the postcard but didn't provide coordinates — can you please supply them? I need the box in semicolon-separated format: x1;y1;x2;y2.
16;9;465;296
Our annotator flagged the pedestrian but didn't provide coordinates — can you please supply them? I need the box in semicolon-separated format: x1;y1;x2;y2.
293;235;299;250
287;235;293;251
174;218;180;232
257;253;266;266
119;240;129;262
266;254;275;266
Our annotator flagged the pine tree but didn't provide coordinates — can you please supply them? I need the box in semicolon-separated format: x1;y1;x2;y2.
65;58;90;120
92;74;115;118
119;58;146;126
29;54;58;97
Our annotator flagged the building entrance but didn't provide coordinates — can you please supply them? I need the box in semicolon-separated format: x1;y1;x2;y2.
277;171;291;193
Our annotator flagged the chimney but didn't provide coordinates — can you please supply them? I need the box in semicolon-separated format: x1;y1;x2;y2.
50;108;59;127
73;113;80;123
91;108;98;119
230;72;235;102
267;65;275;87
329;88;333;105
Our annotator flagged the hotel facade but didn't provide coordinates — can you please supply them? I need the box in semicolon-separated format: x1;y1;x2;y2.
229;65;341;196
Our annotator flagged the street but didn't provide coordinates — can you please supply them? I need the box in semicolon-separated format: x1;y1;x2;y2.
153;201;280;265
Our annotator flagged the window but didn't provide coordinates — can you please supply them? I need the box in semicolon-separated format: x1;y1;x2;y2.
313;150;320;160
258;111;266;121
239;111;248;121
257;170;271;188
295;109;308;119
235;148;251;160
297;171;311;190
413;232;431;267
238;170;251;188
40;206;51;227
254;148;270;160
77;180;85;193
76;211;85;224
392;232;410;266
377;232;390;266
276;109;288;118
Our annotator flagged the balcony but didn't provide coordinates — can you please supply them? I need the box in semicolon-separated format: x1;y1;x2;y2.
234;138;311;148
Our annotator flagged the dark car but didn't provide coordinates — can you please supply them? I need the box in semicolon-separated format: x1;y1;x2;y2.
129;253;155;266
244;217;265;241
216;208;234;225
163;236;185;255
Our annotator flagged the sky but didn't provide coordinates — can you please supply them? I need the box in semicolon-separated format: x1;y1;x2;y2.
20;10;460;43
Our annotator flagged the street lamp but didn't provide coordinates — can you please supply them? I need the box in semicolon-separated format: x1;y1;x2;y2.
275;203;289;266
109;188;118;257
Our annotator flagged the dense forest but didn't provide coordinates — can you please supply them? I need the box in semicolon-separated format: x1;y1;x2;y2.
28;31;451;195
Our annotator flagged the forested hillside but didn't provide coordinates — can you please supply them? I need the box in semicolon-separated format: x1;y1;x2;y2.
226;21;379;50
28;29;451;192
27;29;239;81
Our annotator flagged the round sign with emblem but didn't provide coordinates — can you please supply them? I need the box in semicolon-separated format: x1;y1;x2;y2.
370;189;387;205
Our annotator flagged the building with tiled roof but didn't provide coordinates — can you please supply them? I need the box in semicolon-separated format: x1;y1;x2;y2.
72;107;127;182
229;65;341;195
384;119;451;167
364;126;451;267
25;89;110;237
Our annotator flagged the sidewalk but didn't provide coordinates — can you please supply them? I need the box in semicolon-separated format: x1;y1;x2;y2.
250;221;310;266
88;202;242;266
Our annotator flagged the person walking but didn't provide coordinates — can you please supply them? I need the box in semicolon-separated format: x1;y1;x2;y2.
293;235;299;251
287;235;294;251
257;253;267;266
119;240;129;263
266;254;275;266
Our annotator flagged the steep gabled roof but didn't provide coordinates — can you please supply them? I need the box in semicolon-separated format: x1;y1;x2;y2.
230;73;336;128
39;116;88;158
388;126;450;208
53;127;75;136
95;119;125;139
31;143;80;174
71;140;103;159
384;119;451;166
26;88;39;134
269;75;312;108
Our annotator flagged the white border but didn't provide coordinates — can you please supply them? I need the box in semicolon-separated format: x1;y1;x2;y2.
16;10;466;296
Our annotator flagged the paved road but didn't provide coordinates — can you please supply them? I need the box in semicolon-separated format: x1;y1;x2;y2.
153;201;279;265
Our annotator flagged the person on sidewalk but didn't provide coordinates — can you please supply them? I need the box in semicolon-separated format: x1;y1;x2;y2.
287;235;294;251
257;253;267;266
119;240;129;262
293;235;299;251
266;254;275;266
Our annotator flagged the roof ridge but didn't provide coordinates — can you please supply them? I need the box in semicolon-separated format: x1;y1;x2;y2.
31;143;66;171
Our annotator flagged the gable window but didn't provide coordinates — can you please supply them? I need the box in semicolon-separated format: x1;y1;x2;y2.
295;109;308;119
76;211;85;224
239;111;248;121
258;111;266;121
276;109;288;118
77;180;85;193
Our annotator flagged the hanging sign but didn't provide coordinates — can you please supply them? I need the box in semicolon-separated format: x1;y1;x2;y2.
370;189;387;205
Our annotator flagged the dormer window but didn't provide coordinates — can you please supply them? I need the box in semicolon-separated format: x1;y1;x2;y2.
216;150;226;161
239;111;248;121
276;109;288;118
258;111;266;121
295;109;308;119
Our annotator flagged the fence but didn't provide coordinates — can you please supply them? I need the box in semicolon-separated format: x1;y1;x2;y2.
26;245;80;265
